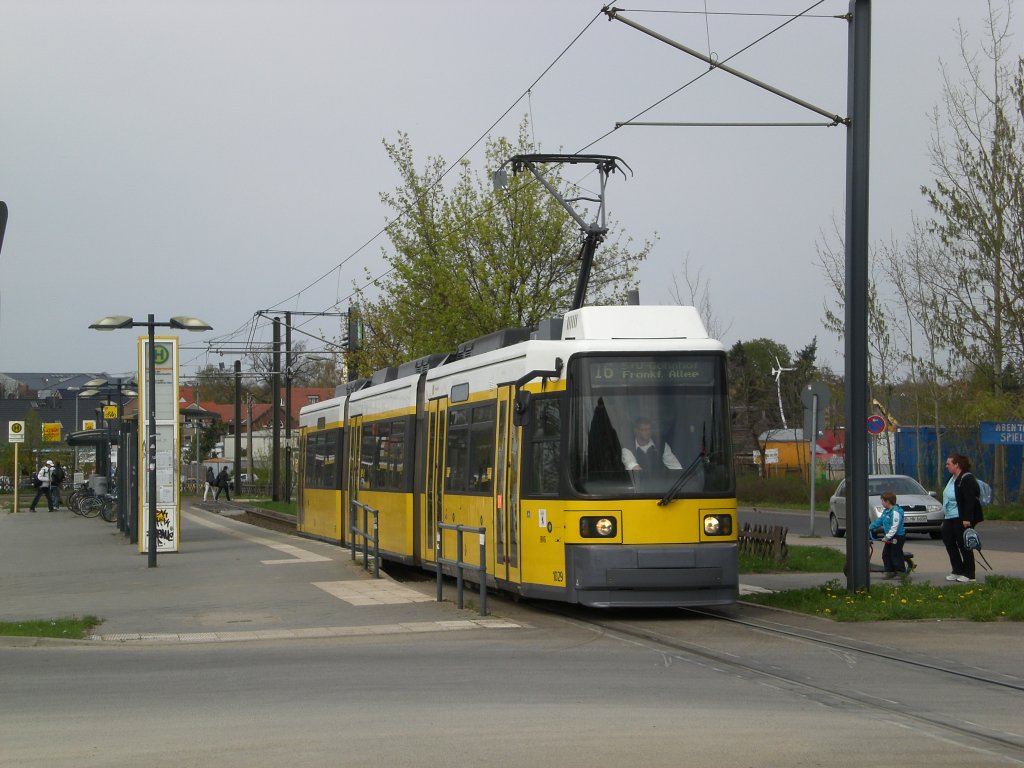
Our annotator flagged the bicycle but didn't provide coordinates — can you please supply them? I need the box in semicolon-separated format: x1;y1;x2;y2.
67;484;95;516
77;491;103;519
843;529;915;577
96;492;118;523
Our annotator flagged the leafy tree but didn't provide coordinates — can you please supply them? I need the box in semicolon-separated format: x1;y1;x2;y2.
922;3;1024;396
920;1;1024;499
352;120;651;374
729;339;809;459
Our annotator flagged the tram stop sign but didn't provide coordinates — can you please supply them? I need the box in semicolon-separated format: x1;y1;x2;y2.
801;381;830;439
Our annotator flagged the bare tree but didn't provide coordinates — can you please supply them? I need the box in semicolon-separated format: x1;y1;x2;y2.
668;255;732;341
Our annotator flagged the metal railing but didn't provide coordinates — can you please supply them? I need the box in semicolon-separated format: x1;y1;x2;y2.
349;499;380;578
435;523;487;616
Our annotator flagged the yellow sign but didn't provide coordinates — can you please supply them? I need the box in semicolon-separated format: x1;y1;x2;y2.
103;405;118;420
42;422;62;442
8;420;25;443
83;420;97;431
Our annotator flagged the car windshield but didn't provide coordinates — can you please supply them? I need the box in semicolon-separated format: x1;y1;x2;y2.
868;477;928;496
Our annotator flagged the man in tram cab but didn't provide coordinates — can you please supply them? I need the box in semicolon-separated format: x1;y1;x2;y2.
620;416;682;479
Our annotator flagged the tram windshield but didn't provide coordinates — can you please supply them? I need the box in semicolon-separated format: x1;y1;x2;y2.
568;354;733;499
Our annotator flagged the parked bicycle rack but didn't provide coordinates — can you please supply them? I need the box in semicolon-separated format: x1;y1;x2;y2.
349;500;380;578
435;522;488;616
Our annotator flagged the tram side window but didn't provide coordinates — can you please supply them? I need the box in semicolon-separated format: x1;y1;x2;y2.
304;428;341;490
360;419;408;491
525;397;561;496
445;403;495;494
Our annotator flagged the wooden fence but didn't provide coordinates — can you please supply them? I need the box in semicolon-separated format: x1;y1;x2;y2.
738;522;789;563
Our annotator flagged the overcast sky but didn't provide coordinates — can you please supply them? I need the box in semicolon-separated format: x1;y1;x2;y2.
1;0;1016;382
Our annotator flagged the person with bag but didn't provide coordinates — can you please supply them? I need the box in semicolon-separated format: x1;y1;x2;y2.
945;452;984;583
29;460;55;512
203;465;215;501
50;462;66;509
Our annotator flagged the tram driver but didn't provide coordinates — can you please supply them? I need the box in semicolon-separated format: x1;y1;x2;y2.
621;416;682;477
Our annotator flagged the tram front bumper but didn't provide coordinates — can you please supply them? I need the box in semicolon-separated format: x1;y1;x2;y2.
568;543;738;607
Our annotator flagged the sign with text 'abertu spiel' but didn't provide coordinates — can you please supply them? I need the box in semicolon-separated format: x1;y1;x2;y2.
980;421;1024;445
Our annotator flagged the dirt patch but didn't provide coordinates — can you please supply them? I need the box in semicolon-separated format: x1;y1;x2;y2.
223;511;297;535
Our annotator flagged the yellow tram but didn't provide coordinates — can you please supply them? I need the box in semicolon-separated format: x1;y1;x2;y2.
297;305;737;607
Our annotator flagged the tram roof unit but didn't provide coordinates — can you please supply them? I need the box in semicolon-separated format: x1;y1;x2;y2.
297;393;346;430
300;305;724;424
424;305;724;399
561;305;712;342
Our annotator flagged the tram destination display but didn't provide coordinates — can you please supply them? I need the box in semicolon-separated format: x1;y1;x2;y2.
587;357;716;387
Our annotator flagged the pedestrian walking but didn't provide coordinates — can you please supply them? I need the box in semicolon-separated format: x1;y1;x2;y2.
203;465;215;501
29;460;55;512
50;461;66;509
214;467;232;502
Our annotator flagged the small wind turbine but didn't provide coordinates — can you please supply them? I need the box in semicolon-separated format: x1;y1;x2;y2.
771;357;796;429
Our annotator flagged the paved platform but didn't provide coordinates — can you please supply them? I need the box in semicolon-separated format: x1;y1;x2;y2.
0;501;518;645
2;502;1022;645
739;525;1024;594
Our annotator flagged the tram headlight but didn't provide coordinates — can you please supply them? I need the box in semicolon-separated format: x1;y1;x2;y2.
580;516;617;538
703;514;732;536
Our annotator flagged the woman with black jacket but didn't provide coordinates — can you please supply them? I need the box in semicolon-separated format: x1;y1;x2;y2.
947;453;984;583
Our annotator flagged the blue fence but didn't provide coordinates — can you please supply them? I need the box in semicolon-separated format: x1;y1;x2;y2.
894;426;1023;502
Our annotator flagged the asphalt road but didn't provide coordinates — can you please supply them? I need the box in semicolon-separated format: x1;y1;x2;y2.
3;609;1023;768
4;504;1023;767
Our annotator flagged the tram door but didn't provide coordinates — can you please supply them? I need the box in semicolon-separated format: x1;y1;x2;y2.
494;387;521;585
422;398;446;566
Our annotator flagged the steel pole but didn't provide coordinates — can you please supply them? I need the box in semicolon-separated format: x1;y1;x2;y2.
148;315;158;568
844;0;871;591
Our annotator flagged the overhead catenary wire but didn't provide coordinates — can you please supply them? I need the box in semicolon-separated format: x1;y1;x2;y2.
258;9;607;316
185;10;610;373
192;2;843;376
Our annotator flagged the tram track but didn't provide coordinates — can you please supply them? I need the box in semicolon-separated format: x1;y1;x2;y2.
535;601;1024;763
221;503;1024;758
683;606;1024;693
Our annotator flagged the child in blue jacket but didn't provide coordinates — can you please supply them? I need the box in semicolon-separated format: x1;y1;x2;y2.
869;490;907;578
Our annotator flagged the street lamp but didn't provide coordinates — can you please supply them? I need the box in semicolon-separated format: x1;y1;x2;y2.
89;315;212;567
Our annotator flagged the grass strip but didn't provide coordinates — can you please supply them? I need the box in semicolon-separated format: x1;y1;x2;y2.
0;616;102;639
742;574;1024;621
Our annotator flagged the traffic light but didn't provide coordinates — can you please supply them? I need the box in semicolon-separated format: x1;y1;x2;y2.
347;309;362;352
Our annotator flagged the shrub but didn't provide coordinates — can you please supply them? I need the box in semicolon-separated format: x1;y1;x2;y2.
737;474;839;506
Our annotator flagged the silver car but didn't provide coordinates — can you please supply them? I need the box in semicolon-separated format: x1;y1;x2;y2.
829;474;944;539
